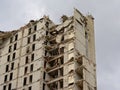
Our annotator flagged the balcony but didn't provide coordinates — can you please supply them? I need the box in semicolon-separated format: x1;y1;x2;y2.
75;65;84;76
46;67;63;84
75;79;84;89
47;79;63;90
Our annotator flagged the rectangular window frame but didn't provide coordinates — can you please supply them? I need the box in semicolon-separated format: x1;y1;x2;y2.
14;43;17;50
4;75;8;82
30;64;33;72
28;86;32;90
8;83;12;90
27;37;31;44
6;65;9;72
33;34;36;41
10;37;13;43
8;46;12;53
29;75;33;83
3;85;6;90
28;28;32;35
24;66;28;75
34;25;37;31
15;34;18;41
31;53;34;61
9;72;13;81
25;56;29;64
7;55;10;62
11;62;14;70
32;44;35;51
23;77;27;86
12;52;16;60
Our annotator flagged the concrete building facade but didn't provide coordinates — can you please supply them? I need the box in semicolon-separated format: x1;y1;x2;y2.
0;9;97;90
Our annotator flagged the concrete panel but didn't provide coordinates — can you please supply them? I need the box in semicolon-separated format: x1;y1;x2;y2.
83;69;96;87
75;39;86;55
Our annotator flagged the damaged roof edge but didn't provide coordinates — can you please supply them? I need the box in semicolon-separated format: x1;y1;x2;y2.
0;15;53;40
0;30;18;39
74;8;85;18
74;8;94;20
0;8;92;40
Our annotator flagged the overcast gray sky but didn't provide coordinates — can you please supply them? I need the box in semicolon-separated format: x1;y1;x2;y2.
0;0;120;90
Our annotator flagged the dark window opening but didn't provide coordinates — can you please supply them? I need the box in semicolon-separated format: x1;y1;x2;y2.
8;46;12;53
30;64;33;72
12;53;16;60
3;85;6;90
26;46;30;53
60;80;63;88
25;56;29;64
15;34;18;41
48;70;58;79
48;57;63;67
43;72;46;80
34;25;37;31
14;43;17;50
60;47;64;54
60;56;64;65
43;83;45;90
29;75;33;83
24;66;28;74
45;22;49;28
7;55;10;62
8;83;12;90
31;54;34;61
4;75;7;82
61;35;64;41
9;73;13;81
6;65;9;72
60;68;63;76
46;31;48;35
49;40;57;45
68;82;74;86
49;48;59;56
28;86;32;90
45;50;47;56
11;62;14;70
27;37;31;44
49;82;58;90
44;61;46;68
49;60;57;67
23;77;27;86
32;44;35;51
33;34;36;41
28;28;31;35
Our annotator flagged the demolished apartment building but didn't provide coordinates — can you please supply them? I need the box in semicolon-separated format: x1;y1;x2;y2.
0;9;97;90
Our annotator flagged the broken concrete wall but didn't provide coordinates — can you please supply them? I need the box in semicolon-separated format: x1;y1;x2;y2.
0;8;96;90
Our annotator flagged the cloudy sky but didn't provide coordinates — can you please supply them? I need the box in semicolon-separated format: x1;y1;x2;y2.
0;0;120;90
